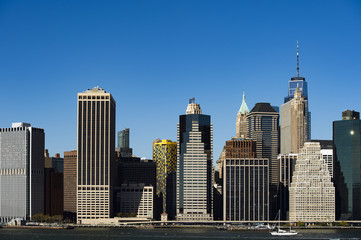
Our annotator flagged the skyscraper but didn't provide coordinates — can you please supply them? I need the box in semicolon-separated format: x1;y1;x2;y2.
289;142;335;222
280;86;308;154
223;138;269;221
116;128;132;157
0;123;44;223
247;103;279;218
118;128;130;148
63;150;77;221
176;98;213;221
77;87;116;223
284;41;311;140
333;110;361;220
236;92;249;138
247;103;279;185
153;139;177;220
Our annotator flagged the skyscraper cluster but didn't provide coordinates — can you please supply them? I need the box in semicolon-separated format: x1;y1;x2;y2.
1;42;361;225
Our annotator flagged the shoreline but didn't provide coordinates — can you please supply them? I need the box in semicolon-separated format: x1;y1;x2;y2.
2;224;361;230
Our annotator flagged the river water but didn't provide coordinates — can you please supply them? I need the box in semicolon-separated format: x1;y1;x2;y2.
1;227;361;240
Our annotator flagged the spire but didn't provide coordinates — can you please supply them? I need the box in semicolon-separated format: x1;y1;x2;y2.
297;40;299;77
238;92;249;114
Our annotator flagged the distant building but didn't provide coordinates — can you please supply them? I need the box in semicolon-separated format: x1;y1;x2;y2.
223;138;269;221
63;150;77;221
247;102;279;218
44;150;64;216
117;128;133;157
333;110;361;220
77;87;116;223
280;86;308;154
247;103;279;185
176;98;213;221
284;41;311;140
236;92;249;138
0;123;44;223
289;142;335;222
118;128;130;148
153;139;177;220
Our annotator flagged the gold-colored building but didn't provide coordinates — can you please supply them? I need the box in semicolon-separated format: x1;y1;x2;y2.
77;87;116;223
153;139;177;219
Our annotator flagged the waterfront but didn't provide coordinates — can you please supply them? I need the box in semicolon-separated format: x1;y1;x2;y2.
1;228;361;240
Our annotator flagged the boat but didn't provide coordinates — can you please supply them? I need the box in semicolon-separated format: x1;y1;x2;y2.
270;210;298;236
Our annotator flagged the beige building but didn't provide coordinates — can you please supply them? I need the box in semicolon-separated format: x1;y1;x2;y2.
289;142;335;222
280;86;308;154
77;87;116;223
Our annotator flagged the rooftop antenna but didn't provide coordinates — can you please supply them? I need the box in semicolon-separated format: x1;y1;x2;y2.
297;40;299;77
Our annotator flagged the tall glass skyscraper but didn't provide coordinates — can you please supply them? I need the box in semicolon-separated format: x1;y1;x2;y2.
333;110;361;220
176;98;213;221
284;41;311;140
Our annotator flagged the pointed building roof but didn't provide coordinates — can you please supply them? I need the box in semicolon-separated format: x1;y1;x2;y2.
238;92;249;114
250;103;277;113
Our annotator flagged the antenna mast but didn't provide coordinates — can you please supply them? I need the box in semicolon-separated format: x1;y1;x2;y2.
297;40;299;77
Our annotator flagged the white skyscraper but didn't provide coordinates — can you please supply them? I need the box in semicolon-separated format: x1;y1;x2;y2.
289;142;335;222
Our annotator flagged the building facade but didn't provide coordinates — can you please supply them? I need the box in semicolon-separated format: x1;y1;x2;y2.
64;150;77;220
223;138;268;221
176;99;213;221
118;128;130;148
246;103;279;185
223;158;269;221
44;151;64;216
280;86;308;154
333;110;361;220
0;123;44;223
77;87;116;223
278;153;297;220
119;183;153;219
289;142;335;222
153;139;177;220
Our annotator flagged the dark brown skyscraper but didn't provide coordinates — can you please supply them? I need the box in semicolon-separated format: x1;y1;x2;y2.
64;150;77;220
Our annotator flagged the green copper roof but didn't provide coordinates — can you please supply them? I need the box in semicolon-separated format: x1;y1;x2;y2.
238;92;249;114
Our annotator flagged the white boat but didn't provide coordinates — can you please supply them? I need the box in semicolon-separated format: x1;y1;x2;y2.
270;228;298;236
270;210;298;236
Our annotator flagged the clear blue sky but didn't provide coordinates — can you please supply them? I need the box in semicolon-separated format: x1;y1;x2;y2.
1;0;360;163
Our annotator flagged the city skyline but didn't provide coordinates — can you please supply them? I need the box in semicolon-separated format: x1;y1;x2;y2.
0;1;361;161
